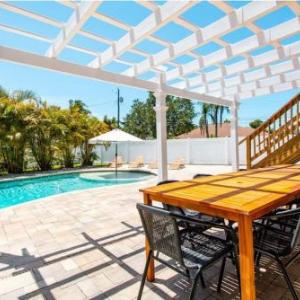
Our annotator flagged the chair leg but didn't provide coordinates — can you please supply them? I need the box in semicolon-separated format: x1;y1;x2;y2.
232;248;241;293
189;269;202;300
217;257;227;292
200;273;206;288
275;256;299;300
255;252;262;267
138;250;153;300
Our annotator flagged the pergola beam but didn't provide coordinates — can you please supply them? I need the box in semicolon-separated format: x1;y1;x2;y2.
45;1;100;57
0;45;232;107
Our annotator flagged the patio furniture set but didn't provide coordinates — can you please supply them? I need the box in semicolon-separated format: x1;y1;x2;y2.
138;165;300;300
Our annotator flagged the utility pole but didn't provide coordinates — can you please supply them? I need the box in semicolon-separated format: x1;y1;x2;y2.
115;88;123;176
117;88;123;128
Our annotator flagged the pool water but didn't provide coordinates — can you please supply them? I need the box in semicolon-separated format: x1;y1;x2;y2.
0;171;154;209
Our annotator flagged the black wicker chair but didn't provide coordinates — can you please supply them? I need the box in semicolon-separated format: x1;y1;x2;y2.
137;203;239;300
254;207;300;300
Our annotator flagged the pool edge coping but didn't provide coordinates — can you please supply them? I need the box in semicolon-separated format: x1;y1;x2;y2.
0;167;156;183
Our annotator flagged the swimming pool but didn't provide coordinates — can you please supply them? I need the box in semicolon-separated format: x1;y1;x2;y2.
0;171;155;209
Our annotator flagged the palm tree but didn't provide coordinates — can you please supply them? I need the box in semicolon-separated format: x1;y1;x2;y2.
103;115;117;130
12;89;41;103
210;105;230;137
69;99;90;114
199;103;212;138
0;86;9;99
199;103;230;138
80;116;109;166
0;97;35;173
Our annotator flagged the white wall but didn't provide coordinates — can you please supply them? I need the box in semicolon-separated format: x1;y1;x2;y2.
95;138;246;166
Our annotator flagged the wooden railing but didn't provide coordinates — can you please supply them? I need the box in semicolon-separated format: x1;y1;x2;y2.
240;93;300;169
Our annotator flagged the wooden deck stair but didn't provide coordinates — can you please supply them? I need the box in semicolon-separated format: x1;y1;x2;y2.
240;93;300;169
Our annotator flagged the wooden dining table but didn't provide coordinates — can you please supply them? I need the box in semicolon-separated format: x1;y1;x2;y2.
140;164;300;300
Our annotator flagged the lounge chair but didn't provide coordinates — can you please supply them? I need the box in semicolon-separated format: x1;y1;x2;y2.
128;156;144;168
108;156;123;168
169;157;185;170
147;161;157;169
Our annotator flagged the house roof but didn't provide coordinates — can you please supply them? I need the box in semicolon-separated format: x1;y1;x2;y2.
177;123;254;139
0;1;300;105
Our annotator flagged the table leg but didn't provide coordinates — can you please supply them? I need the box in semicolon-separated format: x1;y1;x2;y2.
143;193;155;282
238;215;256;300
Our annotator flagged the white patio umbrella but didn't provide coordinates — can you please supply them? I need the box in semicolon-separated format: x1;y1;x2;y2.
89;128;143;175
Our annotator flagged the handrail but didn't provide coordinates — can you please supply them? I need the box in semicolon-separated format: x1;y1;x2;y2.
242;92;300;169
247;93;300;139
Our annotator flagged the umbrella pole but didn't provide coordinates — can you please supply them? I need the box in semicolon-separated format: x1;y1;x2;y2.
115;143;118;177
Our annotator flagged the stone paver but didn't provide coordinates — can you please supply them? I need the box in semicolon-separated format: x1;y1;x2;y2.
0;165;299;299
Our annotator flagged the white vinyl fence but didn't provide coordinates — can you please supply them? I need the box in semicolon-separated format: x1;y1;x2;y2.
94;138;246;166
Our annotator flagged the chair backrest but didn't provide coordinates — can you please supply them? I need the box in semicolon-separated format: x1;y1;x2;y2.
157;180;179;186
193;174;212;179
292;219;300;249
156;180;185;215
137;203;184;265
269;207;300;250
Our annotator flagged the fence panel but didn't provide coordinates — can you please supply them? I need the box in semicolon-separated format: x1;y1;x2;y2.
95;138;246;165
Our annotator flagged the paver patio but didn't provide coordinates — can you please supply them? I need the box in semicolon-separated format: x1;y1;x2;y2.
0;165;299;300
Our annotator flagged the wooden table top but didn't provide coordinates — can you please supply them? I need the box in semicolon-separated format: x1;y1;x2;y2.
141;165;300;221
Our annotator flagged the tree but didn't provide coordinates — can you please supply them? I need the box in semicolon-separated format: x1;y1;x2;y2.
166;95;195;138
26;104;65;171
198;103;229;137
199;103;211;138
69;99;90;114
249;119;263;129
103;115;117;130
80;116;109;166
209;105;230;137
12;89;41;103
0;85;9;99
57;108;84;168
0;88;40;173
123;91;195;139
123;97;155;139
0;85;120;173
0;97;34;173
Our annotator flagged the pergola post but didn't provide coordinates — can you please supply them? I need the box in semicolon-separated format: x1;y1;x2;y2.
154;90;168;181
230;97;239;171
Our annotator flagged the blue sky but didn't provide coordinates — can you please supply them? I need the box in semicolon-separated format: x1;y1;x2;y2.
0;1;300;126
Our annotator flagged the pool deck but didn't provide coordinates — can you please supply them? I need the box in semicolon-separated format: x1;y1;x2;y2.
0;165;299;299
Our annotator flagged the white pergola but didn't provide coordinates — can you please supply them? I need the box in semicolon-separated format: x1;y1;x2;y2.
1;1;300;180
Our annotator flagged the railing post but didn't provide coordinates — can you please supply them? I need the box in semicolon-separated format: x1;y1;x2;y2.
230;97;239;171
246;136;251;169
